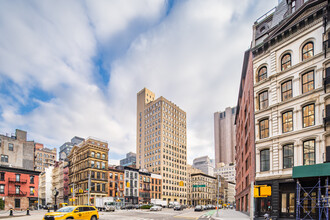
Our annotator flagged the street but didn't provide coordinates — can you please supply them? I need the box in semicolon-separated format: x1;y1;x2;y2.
0;208;249;220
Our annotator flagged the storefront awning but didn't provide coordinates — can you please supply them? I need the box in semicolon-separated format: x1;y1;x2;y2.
292;163;330;178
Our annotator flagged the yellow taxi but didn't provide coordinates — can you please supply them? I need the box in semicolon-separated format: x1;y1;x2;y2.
43;205;99;220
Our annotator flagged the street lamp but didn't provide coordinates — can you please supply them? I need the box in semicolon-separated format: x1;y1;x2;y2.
53;187;59;211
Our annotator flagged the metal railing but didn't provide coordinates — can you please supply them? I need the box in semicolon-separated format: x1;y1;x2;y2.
8;190;27;196
8;178;27;184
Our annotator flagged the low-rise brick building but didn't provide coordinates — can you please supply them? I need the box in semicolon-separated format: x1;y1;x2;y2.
0;166;40;210
108;167;124;205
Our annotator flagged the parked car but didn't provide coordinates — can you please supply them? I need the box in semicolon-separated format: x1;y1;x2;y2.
194;205;203;212
43;206;99;220
150;205;162;211
201;205;206;210
174;205;184;211
105;205;116;212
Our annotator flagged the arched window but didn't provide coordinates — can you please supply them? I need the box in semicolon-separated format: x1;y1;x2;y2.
302;42;314;60
281;53;291;71
258;66;267;82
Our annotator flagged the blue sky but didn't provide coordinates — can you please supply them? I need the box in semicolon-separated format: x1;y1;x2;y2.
0;0;277;165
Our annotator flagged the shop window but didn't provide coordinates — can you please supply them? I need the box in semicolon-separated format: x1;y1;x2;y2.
15;199;20;208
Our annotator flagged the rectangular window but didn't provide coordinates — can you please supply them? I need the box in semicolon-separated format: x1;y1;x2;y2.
1;155;8;163
0;173;4;181
259;119;269;139
30;187;34;195
8;143;13;151
30;176;34;184
0;185;4;194
102;184;105;192
259;91;268;110
283;144;294;169
303;140;315;165
260;149;270;172
302;71;314;93
97;184;100;192
282;111;293;133
303;104;315;128
15;199;20;208
15;174;20;182
15;185;20;194
281;80;292;101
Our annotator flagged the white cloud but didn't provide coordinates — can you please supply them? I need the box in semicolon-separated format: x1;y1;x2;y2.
0;0;278;163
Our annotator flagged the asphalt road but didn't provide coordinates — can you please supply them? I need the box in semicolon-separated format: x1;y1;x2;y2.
99;208;211;220
0;208;249;220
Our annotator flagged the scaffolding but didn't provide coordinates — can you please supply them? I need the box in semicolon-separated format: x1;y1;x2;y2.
296;177;329;220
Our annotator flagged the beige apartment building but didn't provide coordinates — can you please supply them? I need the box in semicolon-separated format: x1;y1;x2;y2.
136;88;187;204
68;137;109;205
34;143;57;172
52;161;68;204
0;129;35;170
214;107;236;166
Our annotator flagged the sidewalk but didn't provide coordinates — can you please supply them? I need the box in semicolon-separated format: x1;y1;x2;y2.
212;209;249;220
0;209;47;219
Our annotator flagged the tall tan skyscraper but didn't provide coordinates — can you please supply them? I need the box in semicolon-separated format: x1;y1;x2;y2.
214;107;236;166
136;88;187;204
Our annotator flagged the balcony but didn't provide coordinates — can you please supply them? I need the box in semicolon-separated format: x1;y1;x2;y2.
8;178;27;184
8;190;27;196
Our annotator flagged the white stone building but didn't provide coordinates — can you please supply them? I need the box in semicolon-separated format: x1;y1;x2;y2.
251;0;330;218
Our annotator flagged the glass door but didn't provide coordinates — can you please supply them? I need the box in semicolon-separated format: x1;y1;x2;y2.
280;193;295;218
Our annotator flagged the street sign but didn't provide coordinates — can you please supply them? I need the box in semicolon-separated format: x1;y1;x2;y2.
254;185;271;197
193;185;206;188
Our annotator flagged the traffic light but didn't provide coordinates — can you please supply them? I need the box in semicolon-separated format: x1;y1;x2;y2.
90;197;94;204
126;182;130;187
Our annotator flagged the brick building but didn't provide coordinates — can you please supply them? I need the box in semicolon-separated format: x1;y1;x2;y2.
0;166;40;210
138;171;151;204
234;50;255;214
108;167;124;205
150;173;162;200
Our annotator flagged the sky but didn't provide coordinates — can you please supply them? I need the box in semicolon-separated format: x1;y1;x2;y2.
0;0;278;165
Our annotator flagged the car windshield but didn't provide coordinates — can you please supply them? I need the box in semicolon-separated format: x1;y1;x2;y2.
56;206;76;213
196;206;201;208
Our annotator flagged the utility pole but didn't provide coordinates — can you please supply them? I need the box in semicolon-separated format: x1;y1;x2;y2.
216;174;220;217
72;183;75;206
250;181;254;220
88;171;91;206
